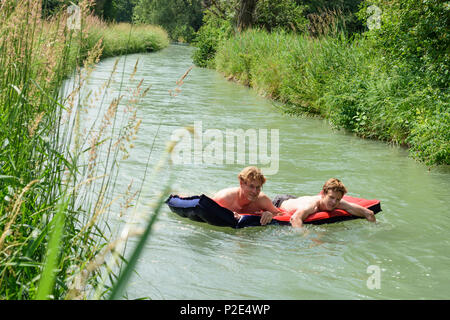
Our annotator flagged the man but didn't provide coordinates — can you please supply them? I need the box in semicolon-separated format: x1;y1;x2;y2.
275;178;376;228
213;166;282;225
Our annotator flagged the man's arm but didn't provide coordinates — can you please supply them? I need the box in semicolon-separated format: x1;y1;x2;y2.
289;202;317;228
259;195;282;225
338;200;376;222
212;188;233;208
212;189;242;219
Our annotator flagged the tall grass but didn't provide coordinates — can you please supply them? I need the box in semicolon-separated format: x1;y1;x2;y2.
82;15;169;59
214;28;449;166
0;0;171;300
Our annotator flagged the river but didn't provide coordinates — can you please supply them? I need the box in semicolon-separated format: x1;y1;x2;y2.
63;44;450;299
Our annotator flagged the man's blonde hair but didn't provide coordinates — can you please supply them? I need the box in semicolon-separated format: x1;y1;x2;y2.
322;178;347;196
238;166;266;186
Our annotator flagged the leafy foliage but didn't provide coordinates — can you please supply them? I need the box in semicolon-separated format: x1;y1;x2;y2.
253;0;308;32
358;0;449;89
133;0;203;42
302;0;365;34
192;12;233;68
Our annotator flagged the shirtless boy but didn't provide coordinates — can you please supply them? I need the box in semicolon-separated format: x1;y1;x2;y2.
275;178;376;228
213;166;282;225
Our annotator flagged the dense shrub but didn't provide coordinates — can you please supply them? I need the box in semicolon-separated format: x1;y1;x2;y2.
408;93;450;166
192;12;233;68
133;0;203;42
253;0;308;32
357;0;449;89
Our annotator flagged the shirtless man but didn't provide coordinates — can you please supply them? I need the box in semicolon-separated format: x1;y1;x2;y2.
275;178;376;228
213;166;282;225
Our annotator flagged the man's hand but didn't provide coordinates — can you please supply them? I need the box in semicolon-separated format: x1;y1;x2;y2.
290;216;304;228
260;211;274;225
339;200;376;223
290;210;308;228
365;209;376;222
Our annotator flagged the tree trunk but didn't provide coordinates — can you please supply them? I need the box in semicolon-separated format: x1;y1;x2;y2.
236;0;257;32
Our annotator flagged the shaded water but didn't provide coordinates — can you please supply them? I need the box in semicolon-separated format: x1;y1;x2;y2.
68;44;450;299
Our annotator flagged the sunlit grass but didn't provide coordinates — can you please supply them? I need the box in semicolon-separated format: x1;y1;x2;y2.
84;16;169;59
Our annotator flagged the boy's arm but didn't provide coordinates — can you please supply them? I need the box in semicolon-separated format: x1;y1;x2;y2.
212;188;231;208
212;196;227;211
338;200;376;222
259;195;283;225
212;190;241;219
290;202;317;228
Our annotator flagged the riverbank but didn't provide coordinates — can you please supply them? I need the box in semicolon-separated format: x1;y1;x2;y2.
60;14;169;80
81;16;169;59
0;1;169;300
211;29;449;166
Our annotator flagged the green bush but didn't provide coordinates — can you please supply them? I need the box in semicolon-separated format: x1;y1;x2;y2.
133;0;203;42
254;0;308;32
357;0;449;89
408;93;450;166
192;12;233;68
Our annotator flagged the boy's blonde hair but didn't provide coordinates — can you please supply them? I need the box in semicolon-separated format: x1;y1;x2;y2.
322;178;347;196
238;166;266;186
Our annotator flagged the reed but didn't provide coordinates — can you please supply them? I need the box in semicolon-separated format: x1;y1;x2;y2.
0;0;170;300
83;15;169;60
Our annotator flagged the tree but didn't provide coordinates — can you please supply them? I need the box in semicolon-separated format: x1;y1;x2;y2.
253;0;307;32
42;0;74;17
236;0;257;31
112;0;136;22
302;0;365;35
133;0;203;42
204;0;307;32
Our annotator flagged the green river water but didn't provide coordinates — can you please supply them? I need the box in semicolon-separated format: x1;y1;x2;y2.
64;44;450;300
